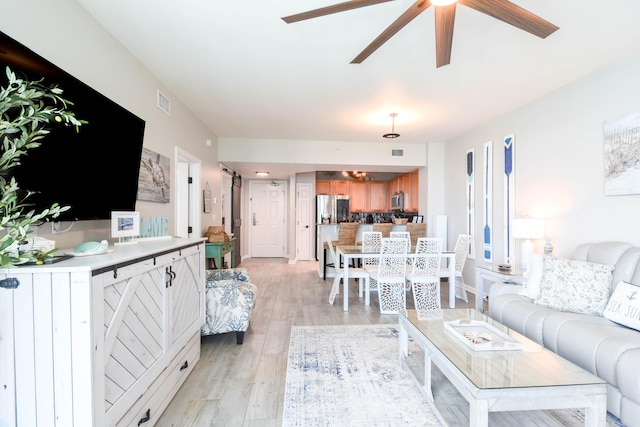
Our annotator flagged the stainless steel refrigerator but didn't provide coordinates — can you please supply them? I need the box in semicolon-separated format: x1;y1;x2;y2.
315;195;350;259
316;194;350;224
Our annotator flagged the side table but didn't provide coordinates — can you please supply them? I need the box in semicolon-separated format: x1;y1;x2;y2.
205;238;236;269
475;264;526;312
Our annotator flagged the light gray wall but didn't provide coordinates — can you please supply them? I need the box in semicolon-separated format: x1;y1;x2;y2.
2;0;221;249
445;49;640;282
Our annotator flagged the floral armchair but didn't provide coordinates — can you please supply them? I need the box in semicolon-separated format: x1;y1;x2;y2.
201;268;257;344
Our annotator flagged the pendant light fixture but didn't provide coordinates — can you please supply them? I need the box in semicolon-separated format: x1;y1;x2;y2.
383;113;400;139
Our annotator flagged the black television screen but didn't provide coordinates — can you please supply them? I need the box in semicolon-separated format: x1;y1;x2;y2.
0;30;145;221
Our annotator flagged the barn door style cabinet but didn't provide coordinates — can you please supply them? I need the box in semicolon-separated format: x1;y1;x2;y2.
0;238;205;427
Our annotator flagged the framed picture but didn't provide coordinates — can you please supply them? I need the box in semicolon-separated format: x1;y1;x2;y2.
111;211;140;239
413;215;424;223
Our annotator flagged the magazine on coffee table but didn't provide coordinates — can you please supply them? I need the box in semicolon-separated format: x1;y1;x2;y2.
444;318;523;351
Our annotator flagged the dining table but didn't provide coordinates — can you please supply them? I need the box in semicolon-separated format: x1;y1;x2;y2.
335;245;457;312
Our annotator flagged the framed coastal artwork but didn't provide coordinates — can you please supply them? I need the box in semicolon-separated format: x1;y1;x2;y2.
137;147;171;203
111;211;140;240
604;110;640;196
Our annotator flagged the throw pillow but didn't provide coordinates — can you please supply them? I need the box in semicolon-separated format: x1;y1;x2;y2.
519;253;545;299
603;281;640;330
534;256;614;316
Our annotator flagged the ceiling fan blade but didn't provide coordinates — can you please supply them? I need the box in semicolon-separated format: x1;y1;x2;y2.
434;3;456;68
351;0;432;64
282;0;395;24
459;0;558;39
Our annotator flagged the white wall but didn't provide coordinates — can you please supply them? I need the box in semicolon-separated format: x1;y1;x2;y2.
2;0;221;249
445;49;640;282
219;137;427;169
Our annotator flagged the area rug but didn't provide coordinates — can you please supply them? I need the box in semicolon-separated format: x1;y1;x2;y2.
282;324;624;427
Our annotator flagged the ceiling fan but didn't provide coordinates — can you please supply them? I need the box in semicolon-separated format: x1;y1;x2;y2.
281;0;559;67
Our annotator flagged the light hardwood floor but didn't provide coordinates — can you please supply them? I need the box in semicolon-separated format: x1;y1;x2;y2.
155;258;479;427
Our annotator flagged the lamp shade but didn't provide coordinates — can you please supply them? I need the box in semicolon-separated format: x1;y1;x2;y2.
512;218;544;240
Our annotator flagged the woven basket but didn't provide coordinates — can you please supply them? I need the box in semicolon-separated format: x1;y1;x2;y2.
394;218;409;225
206;226;228;243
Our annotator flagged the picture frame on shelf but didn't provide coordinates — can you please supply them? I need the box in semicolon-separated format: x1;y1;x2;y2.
111;211;140;244
413;215;424;223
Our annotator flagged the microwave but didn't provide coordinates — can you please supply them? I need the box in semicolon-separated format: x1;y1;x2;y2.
391;192;404;211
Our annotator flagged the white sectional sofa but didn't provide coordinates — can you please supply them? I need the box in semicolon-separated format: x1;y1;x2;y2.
489;242;640;427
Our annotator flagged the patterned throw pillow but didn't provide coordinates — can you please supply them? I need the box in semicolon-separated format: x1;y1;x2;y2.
603;281;640;330
534;256;615;315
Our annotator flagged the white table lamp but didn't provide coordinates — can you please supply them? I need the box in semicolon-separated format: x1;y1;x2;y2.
512;218;544;271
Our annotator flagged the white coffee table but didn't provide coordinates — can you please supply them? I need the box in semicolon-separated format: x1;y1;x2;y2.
398;309;607;427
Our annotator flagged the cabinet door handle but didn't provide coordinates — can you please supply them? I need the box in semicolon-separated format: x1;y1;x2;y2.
180;360;189;371
165;266;173;287
138;409;151;425
252;212;256;226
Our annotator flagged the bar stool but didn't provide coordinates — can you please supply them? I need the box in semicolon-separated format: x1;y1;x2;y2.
406;222;427;247
323;222;359;280
372;223;393;238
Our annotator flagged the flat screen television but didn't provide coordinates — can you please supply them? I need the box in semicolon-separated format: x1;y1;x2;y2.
0;30;146;222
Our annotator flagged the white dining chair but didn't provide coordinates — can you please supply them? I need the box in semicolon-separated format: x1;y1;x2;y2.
367;237;408;314
390;231;411;253
327;236;370;306
360;231;382;297
440;234;472;303
409;239;443;312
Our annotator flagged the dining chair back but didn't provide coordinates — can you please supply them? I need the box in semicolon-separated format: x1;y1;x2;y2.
326;236;370;306
323;222;359;279
361;231;382;274
414;237;442;255
390;231;411;253
370;237;408;314
410;245;443;312
440;234;472;303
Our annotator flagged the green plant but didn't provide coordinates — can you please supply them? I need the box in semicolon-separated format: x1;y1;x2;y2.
0;66;86;267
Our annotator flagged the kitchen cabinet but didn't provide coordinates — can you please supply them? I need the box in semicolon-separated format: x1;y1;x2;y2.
316;180;349;195
388;171;418;211
0;238;205;427
316;180;332;194
349;181;368;212
406;171;419;211
369;181;388;211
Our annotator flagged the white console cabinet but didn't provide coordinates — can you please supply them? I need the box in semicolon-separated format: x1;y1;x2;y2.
0;238;205;427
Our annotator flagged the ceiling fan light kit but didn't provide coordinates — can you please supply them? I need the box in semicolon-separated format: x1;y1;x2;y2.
282;0;559;67
383;113;400;139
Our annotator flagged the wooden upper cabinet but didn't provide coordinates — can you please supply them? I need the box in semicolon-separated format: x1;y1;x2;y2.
316;180;350;195
369;181;387;211
405;171;419;211
333;180;349;195
349;181;368;212
316;180;332;194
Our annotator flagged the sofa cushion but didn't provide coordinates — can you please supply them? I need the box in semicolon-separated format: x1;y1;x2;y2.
603;281;640;331
534;256;614;315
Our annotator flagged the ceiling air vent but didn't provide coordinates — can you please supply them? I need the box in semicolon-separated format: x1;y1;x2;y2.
391;148;404;157
157;90;171;115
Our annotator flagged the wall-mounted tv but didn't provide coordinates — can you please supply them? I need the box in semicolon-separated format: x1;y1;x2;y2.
0;30;146;222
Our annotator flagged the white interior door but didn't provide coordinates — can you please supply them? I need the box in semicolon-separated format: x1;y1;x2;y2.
296;183;312;260
174;147;200;238
250;180;286;257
